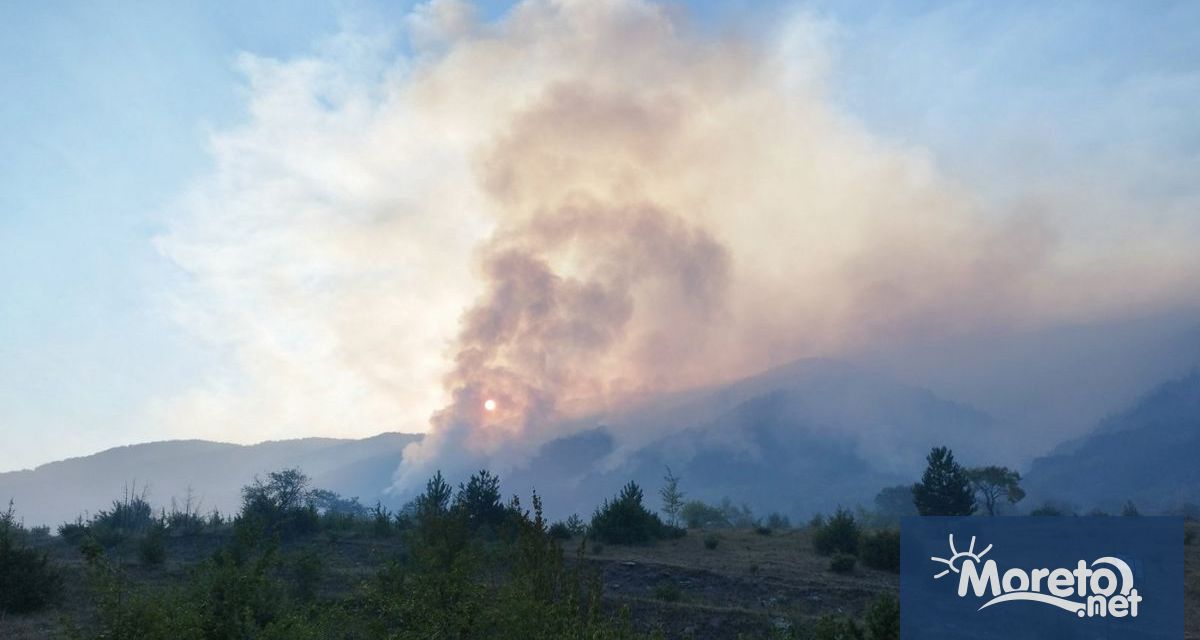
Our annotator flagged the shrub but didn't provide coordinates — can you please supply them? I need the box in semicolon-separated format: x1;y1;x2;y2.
370;502;393;538
291;549;324;603
590;482;671;545
58;517;89;545
1186;528;1196;546
873;485;918;524
73;469;663;640
719;498;756;528
860;529;900;572
138;522;167;567
829;553;856;574
754;525;773;536
681;500;728;529
749;563;760;574
166;511;205;537
703;534;720;550
91;483;155;547
766;512;791;530
80;536;105;563
652;581;681;602
863;594;900;640
1030;502;1070;517
82;523;288;640
548;522;572;540
812;508;859;556
166;489;207;536
239;468;320;536
0;502;62;614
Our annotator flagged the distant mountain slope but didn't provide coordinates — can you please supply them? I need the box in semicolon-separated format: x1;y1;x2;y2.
1024;370;1200;512
853;309;1200;460
0;433;421;527
507;359;996;519
296;360;998;520
0;359;998;526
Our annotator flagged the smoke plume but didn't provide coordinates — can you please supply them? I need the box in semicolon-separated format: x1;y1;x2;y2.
155;0;1200;490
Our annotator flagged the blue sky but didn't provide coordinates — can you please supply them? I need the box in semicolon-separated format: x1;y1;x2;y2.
2;1;349;468
2;0;1197;472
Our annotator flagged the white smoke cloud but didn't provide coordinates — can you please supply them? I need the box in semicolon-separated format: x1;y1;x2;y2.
152;0;1200;490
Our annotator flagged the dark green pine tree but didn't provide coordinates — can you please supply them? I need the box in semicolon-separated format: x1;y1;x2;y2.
912;447;977;516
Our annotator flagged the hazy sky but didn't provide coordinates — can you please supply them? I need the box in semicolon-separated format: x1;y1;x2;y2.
2;0;1198;473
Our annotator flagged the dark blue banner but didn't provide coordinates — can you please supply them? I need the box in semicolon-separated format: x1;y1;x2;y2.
901;517;1183;639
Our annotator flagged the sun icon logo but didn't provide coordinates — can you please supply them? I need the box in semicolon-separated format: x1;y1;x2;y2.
930;534;993;580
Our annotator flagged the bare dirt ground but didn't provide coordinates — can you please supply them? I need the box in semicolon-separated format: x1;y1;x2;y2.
3;523;1198;639
578;528;895;639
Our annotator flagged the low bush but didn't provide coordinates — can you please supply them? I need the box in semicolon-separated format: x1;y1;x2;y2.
863;594;900;640
720;499;756;528
591;482;674;545
370;502;393;538
812;508;859;556
291;549;324;603
58;517;89;545
681;500;727;528
138;522;167;567
829;553;856;574
860;529;900;572
754;525;773;536
0;502;63;614
166;490;207;537
548;521;572;540
703;534;720;550
90;483;155;546
65;469;680;640
766;512;791;530
1029;502;1073;516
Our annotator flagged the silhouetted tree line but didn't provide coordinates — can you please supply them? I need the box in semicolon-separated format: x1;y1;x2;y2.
48;468;661;639
2;445;1183;637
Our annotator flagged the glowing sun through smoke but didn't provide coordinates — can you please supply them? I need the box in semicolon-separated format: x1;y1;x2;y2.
484;399;497;412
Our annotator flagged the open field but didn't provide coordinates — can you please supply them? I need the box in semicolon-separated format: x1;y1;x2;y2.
2;523;1198;639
